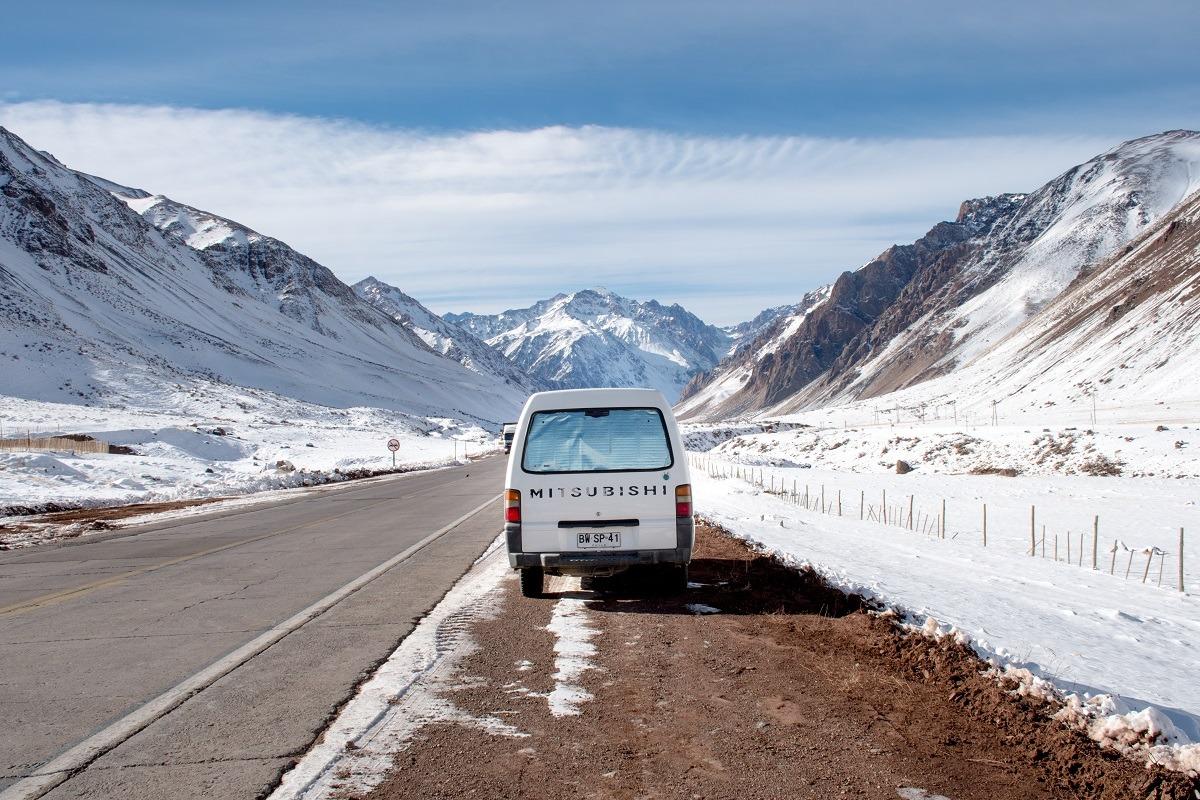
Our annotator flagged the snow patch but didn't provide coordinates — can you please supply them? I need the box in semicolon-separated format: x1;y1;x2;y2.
545;584;601;716
685;603;722;615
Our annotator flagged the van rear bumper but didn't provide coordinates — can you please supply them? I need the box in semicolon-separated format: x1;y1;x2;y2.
508;547;691;570
506;519;694;571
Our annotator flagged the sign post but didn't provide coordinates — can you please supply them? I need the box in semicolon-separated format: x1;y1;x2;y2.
387;437;400;468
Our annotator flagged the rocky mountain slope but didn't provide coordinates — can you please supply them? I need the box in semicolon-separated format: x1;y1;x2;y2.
0;125;525;426
353;276;542;394
446;288;731;401
680;130;1200;420
677;285;832;417
917;176;1200;417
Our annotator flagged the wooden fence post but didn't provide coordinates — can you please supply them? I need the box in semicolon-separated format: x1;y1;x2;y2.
883;490;887;525
1180;529;1186;593
982;504;987;547
837;490;842;516
1092;516;1099;570
941;498;946;539
1030;505;1036;556
908;495;914;530
860;490;864;520
1110;540;1117;574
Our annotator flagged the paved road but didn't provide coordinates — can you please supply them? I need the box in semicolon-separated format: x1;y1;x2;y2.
0;457;506;800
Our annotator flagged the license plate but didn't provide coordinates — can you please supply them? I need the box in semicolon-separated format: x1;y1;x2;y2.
576;531;621;549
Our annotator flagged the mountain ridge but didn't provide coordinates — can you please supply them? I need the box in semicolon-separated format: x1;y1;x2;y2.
0;124;524;426
353;276;544;394
679;129;1200;420
446;287;732;402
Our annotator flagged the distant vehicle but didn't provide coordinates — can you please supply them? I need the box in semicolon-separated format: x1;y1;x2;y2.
501;422;518;453
503;388;693;598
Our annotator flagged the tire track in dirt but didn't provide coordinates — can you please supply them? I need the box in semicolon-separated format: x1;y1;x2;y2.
360;523;1199;800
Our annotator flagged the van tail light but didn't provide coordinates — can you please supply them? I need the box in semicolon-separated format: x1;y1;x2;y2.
505;489;521;523
675;484;692;518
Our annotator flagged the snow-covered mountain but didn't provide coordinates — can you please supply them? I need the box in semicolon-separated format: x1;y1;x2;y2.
446;288;731;401
353;276;542;394
915;177;1200;416
680;130;1200;420
724;302;804;351
677;285;831;418
0;125;525;426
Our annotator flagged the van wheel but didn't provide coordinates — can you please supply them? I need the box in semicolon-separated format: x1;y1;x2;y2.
672;563;691;594
520;567;544;598
659;564;688;595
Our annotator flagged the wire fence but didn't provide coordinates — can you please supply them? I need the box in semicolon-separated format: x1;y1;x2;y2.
688;452;1189;594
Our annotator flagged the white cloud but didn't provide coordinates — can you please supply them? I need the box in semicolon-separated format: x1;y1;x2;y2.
0;101;1120;324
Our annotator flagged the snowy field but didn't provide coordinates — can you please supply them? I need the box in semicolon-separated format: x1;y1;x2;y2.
686;438;1200;772
0;388;502;544
685;415;1200;479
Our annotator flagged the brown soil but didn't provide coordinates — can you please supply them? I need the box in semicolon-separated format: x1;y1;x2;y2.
360;522;1197;800
0;498;229;547
19;497;225;524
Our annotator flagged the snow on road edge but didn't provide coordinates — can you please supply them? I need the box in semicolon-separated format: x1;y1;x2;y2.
268;535;519;800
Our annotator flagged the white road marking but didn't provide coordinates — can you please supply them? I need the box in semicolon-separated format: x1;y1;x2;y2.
268;534;519;800
0;493;500;800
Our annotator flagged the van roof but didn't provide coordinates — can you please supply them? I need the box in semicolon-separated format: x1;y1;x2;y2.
522;387;671;413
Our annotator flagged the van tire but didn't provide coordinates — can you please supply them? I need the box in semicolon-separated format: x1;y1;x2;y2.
520;567;544;598
659;564;688;595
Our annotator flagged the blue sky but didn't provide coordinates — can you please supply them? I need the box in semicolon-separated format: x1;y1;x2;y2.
3;1;1198;323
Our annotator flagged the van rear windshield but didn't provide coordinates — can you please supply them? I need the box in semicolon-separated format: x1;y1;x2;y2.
521;407;674;474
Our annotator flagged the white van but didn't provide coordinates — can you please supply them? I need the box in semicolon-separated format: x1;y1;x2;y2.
501;422;518;454
503;388;694;598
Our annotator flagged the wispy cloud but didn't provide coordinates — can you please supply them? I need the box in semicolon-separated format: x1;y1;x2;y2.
0;101;1122;323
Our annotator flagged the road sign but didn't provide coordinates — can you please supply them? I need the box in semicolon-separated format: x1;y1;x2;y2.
387;438;400;452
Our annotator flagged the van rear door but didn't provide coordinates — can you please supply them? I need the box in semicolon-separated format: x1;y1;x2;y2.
516;407;679;553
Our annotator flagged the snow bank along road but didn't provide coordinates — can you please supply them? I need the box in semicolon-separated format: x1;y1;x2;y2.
0;457;506;800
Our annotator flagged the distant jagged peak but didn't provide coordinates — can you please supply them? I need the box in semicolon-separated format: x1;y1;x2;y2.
445;286;731;401
355;275;420;304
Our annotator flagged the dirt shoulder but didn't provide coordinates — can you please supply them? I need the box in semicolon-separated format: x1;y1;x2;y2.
360;522;1198;800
